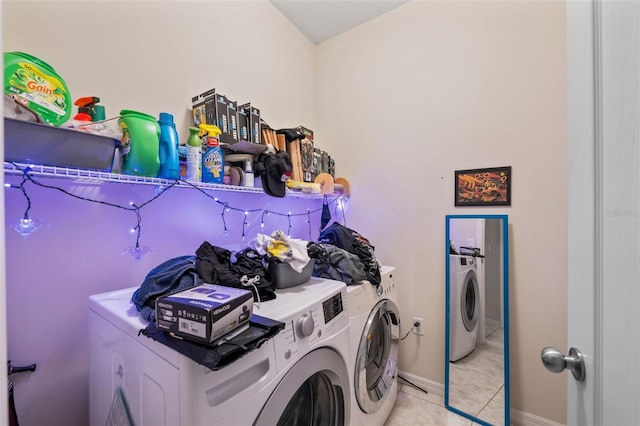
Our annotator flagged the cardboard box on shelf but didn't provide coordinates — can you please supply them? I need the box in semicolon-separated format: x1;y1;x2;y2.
322;151;330;176
296;125;314;142
300;137;314;182
313;148;324;180
156;283;253;345
191;96;205;128
215;93;232;144
191;88;215;127
240;103;261;144
238;107;249;142
227;99;239;144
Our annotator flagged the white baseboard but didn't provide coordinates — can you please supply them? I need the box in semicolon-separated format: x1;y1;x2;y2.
397;370;444;396
511;408;565;426
397;370;565;426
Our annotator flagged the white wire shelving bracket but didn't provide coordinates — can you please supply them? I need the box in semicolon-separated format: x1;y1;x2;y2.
3;162;324;199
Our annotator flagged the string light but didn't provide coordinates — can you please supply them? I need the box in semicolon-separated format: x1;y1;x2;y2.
5;163;179;254
221;202;230;240
154;185;166;196
121;204;152;261
5;162;349;253
6;166;45;238
242;211;249;243
10;217;44;239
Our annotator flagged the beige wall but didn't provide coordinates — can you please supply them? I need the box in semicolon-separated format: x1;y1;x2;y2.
3;1;319;425
3;1;317;136
316;1;567;423
3;0;568;424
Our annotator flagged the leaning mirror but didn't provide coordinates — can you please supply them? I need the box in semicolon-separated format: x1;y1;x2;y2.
445;215;509;425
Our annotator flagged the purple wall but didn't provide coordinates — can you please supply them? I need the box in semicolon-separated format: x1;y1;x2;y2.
5;172;326;425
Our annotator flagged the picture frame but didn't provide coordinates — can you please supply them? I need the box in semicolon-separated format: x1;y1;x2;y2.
455;166;511;207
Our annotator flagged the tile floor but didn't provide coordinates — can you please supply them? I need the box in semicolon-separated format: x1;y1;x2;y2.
385;327;506;426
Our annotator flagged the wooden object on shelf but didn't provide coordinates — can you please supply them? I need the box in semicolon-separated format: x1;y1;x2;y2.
314;173;351;196
285;138;303;182
314;173;334;194
276;133;286;152
334;177;351;196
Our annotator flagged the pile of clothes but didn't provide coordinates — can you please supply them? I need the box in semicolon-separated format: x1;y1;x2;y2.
132;244;283;371
132;222;381;323
251;223;382;287
132;243;276;323
309;222;381;285
130;222;381;371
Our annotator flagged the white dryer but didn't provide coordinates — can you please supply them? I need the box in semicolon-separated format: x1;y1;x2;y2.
448;255;480;362
346;265;400;425
88;277;351;425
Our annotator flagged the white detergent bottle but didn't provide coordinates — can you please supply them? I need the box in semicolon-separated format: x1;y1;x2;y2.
186;126;201;181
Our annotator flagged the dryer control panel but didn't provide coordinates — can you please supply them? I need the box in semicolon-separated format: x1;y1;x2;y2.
322;292;344;324
271;288;348;373
366;266;396;301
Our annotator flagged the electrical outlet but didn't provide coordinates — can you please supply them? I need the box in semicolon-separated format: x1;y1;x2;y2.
412;317;424;336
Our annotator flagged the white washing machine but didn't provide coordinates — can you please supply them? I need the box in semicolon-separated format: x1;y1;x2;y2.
448;255;480;362
475;256;486;345
346;265;400;425
88;277;351;425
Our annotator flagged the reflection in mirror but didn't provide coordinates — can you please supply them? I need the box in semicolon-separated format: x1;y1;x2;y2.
445;215;509;426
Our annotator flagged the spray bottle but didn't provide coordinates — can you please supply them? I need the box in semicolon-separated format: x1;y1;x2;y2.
73;96;105;121
69;96;99;130
186;127;201;182
199;124;224;184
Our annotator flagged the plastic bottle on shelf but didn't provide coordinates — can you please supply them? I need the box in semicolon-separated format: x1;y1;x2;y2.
199;124;224;184
186;126;202;182
119;110;161;177
68;111;92;132
243;158;254;187
157;112;180;180
67;96;99;133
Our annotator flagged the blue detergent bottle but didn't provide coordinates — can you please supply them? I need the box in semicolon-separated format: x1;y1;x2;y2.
157;112;180;179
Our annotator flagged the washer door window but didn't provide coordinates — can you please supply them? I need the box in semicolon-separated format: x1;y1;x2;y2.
354;299;400;414
255;348;349;426
461;270;479;332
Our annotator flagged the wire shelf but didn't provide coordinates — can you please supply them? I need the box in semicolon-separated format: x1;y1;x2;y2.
3;162;325;198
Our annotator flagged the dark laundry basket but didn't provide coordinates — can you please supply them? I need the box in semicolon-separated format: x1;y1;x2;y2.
269;260;315;289
4;117;120;171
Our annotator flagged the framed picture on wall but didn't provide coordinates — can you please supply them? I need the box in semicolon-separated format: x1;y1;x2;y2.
454;166;511;206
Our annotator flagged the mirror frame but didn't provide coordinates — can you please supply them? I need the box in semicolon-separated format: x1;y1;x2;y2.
444;214;510;425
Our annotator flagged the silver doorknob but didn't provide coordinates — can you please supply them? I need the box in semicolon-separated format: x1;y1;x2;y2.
541;346;586;382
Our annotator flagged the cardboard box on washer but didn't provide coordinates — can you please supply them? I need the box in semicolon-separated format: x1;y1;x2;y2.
155;284;253;344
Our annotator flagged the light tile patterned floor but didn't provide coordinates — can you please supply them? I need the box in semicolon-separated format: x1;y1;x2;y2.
385;327;507;426
385;383;472;426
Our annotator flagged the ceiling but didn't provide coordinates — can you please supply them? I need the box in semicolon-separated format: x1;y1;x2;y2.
269;0;409;45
